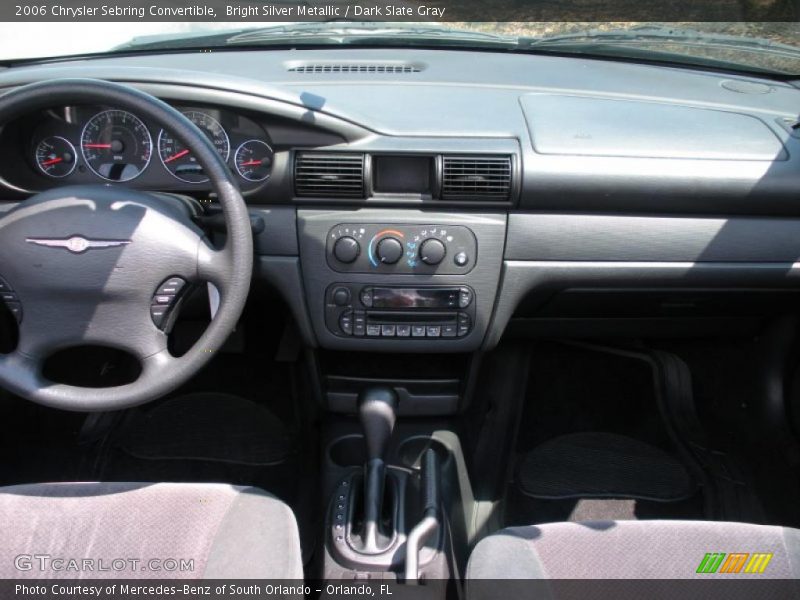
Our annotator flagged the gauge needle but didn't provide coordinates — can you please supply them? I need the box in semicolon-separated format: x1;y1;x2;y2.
83;143;112;148
164;149;190;163
40;157;63;166
239;159;263;166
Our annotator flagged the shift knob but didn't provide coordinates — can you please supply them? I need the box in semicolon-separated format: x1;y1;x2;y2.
358;386;398;461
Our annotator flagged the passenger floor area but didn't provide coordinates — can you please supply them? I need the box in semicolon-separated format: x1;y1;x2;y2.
505;342;706;526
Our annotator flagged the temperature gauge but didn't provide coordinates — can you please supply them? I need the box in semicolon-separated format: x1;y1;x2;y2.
34;136;77;178
234;139;273;182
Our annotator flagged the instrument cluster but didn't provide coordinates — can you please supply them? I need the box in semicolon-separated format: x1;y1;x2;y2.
24;104;275;191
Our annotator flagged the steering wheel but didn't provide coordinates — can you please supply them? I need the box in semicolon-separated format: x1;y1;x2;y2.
0;79;253;412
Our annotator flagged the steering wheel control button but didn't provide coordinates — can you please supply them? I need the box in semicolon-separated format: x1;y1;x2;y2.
376;237;404;264
150;305;168;328
333;236;360;264
151;277;188;329
419;238;447;265
157;278;186;296
5;302;22;323
333;287;351;307
454;252;469;267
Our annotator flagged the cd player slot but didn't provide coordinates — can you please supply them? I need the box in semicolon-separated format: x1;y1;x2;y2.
368;312;456;324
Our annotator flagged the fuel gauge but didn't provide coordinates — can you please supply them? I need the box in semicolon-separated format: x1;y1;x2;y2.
234;139;273;182
35;136;77;178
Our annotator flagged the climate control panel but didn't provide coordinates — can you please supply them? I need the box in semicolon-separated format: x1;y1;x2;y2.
325;283;476;340
326;223;477;274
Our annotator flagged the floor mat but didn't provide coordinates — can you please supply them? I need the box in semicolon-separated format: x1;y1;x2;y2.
518;432;696;502
118;392;295;465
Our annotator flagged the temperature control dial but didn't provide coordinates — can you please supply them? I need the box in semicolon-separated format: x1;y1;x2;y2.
376;237;404;264
333;236;360;263
419;238;447;265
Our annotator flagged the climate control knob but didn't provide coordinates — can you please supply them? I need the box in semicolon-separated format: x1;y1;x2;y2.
333;236;360;264
419;238;447;266
376;237;404;264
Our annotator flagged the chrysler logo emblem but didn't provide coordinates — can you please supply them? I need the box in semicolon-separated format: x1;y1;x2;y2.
25;236;131;254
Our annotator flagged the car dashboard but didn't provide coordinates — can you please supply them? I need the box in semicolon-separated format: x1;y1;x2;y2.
1;47;800;360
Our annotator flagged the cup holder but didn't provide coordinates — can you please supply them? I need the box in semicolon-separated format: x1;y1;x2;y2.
327;434;452;470
327;434;366;468
396;436;451;470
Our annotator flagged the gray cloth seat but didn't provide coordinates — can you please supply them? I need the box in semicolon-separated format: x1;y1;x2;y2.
0;482;303;579
468;520;800;579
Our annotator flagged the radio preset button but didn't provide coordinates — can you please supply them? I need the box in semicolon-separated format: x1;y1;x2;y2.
381;325;396;337
339;311;354;335
411;325;427;337
353;311;366;336
458;313;471;336
426;325;441;337
396;325;411;337
442;324;458;337
367;324;381;337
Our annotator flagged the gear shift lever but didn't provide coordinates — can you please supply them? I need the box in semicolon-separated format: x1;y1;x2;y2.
358;386;398;552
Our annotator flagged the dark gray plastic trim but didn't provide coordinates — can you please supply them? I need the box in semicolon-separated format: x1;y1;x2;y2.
506;213;800;262
485;260;800;349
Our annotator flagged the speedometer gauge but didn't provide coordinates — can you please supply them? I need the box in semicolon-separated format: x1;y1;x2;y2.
234;140;273;182
81;109;152;182
158;111;230;183
34;136;76;178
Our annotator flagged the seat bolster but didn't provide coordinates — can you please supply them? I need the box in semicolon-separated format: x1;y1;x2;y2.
203;486;302;579
467;528;547;579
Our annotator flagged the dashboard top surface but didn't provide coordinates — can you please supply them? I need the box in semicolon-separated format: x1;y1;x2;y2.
0;48;798;213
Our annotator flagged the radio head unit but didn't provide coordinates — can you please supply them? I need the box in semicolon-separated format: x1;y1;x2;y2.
325;284;475;339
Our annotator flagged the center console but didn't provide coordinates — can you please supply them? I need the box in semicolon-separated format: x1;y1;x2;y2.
298;209;507;353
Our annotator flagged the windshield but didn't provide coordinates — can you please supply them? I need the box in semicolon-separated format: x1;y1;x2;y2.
2;21;800;76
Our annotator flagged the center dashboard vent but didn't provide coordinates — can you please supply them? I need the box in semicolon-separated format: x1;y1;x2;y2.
295;152;365;198
286;62;423;74
441;156;513;201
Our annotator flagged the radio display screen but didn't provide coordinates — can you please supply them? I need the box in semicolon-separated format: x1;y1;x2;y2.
372;288;458;309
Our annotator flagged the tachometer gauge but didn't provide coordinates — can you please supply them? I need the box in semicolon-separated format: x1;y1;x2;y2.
234;140;273;182
80;109;152;181
34;136;76;178
158;111;230;183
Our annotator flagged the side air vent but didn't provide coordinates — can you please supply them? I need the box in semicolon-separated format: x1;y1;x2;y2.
287;62;423;74
441;156;513;201
295;152;365;198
